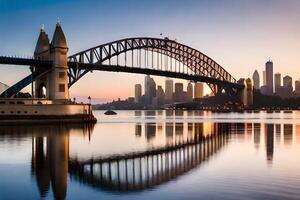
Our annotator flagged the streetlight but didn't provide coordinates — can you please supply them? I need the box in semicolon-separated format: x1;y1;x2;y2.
88;96;91;117
30;66;35;104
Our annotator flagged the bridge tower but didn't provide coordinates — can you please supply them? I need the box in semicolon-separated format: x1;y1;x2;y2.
49;21;69;100
33;25;50;98
33;21;69;101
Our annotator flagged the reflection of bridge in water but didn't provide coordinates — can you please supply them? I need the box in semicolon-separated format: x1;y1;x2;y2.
68;123;231;192
23;121;294;199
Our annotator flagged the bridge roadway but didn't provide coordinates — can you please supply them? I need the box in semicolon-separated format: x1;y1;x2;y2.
0;55;243;97
69;124;230;192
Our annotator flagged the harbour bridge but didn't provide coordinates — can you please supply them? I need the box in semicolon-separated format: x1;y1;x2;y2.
0;22;251;106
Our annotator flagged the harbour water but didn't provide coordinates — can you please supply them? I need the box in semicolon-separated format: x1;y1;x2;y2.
1;110;300;200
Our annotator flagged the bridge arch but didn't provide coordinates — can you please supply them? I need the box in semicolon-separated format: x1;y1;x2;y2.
67;37;241;95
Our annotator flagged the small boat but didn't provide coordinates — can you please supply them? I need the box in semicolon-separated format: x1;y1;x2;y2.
104;110;117;115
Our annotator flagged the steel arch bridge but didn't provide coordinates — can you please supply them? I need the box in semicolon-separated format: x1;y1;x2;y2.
0;37;243;100
67;37;242;94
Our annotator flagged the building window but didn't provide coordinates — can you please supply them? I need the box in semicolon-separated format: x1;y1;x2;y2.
59;84;65;92
59;72;65;78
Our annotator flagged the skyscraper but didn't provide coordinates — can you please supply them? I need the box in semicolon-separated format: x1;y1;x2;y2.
295;80;300;96
277;75;293;98
194;82;203;99
246;78;253;106
174;83;184;102
274;73;281;94
134;84;142;103
263;70;266;85
283;75;293;89
165;79;173;103
186;82;193;102
252;70;260;90
156;85;165;105
145;75;156;104
265;60;273;95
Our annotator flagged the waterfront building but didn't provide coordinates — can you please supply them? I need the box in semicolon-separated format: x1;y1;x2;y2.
194;82;203;100
274;73;281;94
165;79;174;103
134;84;142;103
252;70;260;90
263;70;266;85
265;60;273;95
186;82;193;102
174;83;184;102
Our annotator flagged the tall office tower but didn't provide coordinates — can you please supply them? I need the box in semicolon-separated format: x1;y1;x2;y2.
274;73;281;94
194;82;204;100
145;75;156;104
174;83;184;102
252;70;260;90
134;84;142;103
263;70;266;85
265;60;273;95
295;80;300;96
283;75;293;89
246;78;253;106
186;82;193;102
165;79;174;103
156;85;165;104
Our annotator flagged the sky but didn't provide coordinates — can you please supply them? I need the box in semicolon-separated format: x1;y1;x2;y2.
1;0;300;103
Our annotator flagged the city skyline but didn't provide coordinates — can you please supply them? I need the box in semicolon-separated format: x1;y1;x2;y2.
253;60;300;98
1;0;300;102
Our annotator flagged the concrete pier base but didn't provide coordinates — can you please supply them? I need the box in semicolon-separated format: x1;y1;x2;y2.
0;98;97;125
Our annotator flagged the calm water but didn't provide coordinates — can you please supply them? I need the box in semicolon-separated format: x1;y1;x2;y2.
1;110;300;200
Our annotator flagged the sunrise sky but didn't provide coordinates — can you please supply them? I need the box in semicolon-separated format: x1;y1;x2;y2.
1;0;300;103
